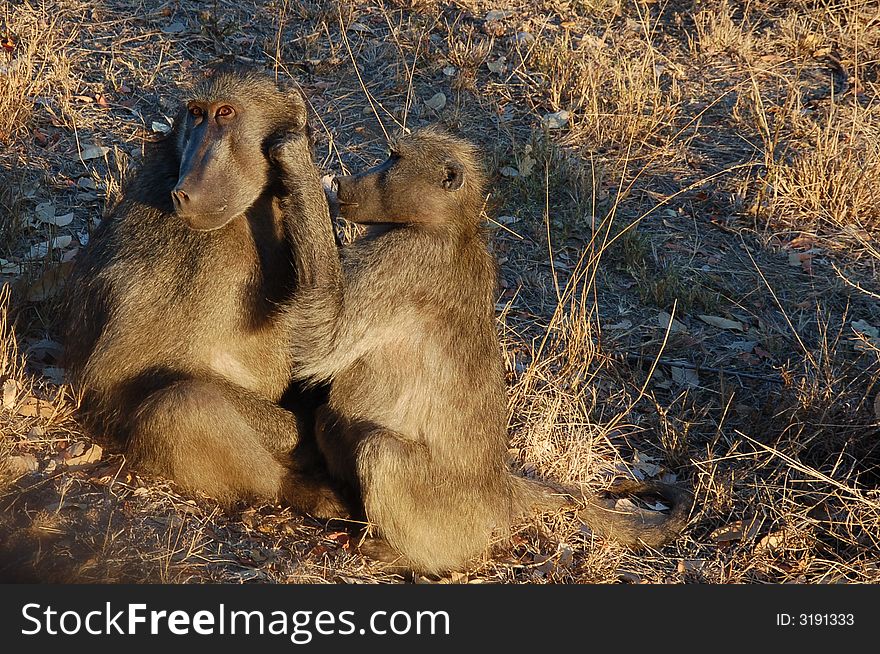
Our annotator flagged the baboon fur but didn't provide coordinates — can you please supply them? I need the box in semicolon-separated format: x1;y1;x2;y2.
272;126;691;574
63;67;347;516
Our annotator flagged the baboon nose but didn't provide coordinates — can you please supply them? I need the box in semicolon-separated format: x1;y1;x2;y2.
171;188;190;210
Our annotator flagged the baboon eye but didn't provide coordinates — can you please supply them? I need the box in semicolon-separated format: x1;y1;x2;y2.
217;105;235;118
189;105;203;119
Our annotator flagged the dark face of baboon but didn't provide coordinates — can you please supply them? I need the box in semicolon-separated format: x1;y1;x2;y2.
171;70;308;231
333;126;485;228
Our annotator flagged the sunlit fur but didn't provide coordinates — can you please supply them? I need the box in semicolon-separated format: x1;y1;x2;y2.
63;67;347;516
276;127;691;574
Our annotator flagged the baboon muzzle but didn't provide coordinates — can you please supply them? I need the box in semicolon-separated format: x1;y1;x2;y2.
173;124;235;231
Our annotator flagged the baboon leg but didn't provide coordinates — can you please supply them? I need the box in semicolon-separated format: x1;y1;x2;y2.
214;382;353;518
314;404;364;485
354;428;484;575
128;378;351;518
283;437;356;521
316;411;443;568
222;383;304;457
129;379;289;504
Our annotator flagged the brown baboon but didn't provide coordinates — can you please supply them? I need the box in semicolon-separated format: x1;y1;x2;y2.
63;67;348;517
272;126;691;574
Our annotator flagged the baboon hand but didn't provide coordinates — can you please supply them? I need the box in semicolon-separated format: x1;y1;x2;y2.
321;175;341;217
269;130;312;176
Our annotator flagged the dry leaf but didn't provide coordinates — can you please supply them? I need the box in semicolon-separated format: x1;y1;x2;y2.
499;166;519;177
16;397;55;418
852;319;880;351
485;9;513;21
699;314;744;331
787;251;813;274
851;319;879;340
35;202;55;223
541;110;570;129
677;559;706;573
1;34;17;54
161;21;186;34
753;345;772;359
348;22;373;33
50;212;74;227
35;201;73;227
710;518;761;544
754;528;797;555
65;444;102;467
787;235;815;249
66;441;87;459
151;121;172;134
0;258;21;275
2;378;20;410
487;58;506;75
28;235;72;259
518;154;537;177
613;498;639;512
671;366;699;387
80;145;110;160
8;454;39;475
632;449;660;477
442;65;457;77
424;92;446;111
656;311;687;334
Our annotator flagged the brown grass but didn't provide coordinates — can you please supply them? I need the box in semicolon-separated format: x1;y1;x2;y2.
0;1;78;142
1;0;879;583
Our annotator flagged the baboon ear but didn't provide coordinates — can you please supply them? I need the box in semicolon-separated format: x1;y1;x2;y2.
280;83;309;131
442;160;465;191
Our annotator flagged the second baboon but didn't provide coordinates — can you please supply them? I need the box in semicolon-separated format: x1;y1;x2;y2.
63;67;348;517
273;127;691;574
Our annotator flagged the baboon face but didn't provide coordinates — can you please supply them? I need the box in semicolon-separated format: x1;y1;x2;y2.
171;70;309;231
333;128;481;227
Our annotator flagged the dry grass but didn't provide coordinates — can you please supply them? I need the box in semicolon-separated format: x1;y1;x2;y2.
0;1;79;142
766;103;880;237
1;0;879;583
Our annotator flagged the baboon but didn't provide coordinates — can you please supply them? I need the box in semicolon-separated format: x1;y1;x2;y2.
272;126;691;574
63;67;348;517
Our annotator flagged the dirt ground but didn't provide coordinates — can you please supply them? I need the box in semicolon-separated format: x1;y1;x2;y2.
1;0;879;583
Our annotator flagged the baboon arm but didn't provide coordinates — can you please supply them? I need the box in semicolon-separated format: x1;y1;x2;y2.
273;135;346;374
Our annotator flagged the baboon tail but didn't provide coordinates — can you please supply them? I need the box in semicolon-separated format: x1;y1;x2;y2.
512;475;576;514
578;479;693;549
513;475;692;549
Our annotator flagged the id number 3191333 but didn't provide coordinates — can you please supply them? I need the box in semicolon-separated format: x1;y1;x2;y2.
776;614;855;627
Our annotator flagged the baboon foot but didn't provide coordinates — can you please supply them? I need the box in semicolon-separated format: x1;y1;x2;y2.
356;536;414;576
282;474;353;521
